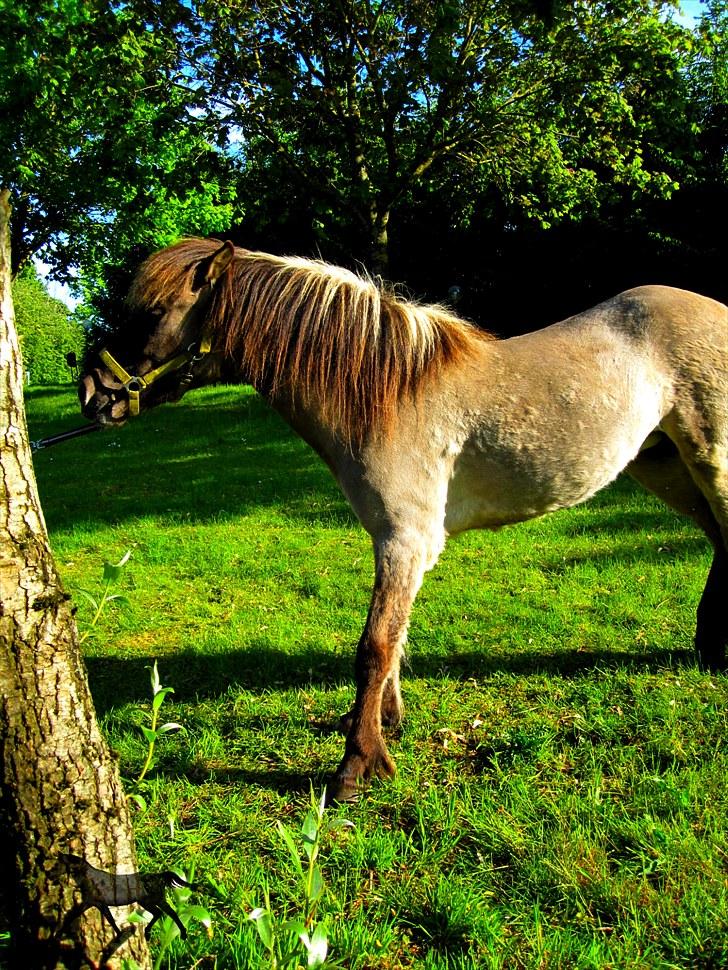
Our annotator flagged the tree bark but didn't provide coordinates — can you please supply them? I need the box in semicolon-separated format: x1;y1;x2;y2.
370;208;390;278
0;189;151;968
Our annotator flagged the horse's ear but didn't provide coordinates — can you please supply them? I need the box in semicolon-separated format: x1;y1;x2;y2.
193;240;235;290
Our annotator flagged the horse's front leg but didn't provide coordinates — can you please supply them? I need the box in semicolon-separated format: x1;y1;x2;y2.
330;536;426;802
337;665;403;734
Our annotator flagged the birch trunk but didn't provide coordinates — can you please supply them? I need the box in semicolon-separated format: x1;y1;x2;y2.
0;189;151;969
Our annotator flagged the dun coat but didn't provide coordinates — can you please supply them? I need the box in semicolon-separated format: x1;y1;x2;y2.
80;238;728;801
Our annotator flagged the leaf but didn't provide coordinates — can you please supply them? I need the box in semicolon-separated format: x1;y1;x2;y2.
323;818;355;835
76;588;99;610
155;913;182;949
152;686;175;711
139;725;158;743
183;904;213;930
102;562;122;581
307;923;329;967
281;917;306;937
106;594;130;606
308;863;324;903
249;908;274;949
148;660;162;695
103;549;132;581
277;821;304;876
128;792;147;811
158;722;184;734
301;809;318;846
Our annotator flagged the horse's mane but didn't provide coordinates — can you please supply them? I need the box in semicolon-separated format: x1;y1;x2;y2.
128;238;492;445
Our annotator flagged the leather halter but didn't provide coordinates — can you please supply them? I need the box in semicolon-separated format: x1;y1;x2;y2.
98;329;213;417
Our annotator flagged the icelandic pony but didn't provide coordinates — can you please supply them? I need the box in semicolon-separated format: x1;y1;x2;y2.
80;237;728;801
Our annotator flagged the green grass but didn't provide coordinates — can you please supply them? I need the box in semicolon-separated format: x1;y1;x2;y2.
25;384;728;969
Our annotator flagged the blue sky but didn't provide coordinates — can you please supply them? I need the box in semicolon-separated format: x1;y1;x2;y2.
676;0;704;25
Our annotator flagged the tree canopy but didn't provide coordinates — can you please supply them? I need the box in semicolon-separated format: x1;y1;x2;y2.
1;0;726;321
12;267;85;383
0;0;238;282
195;0;698;271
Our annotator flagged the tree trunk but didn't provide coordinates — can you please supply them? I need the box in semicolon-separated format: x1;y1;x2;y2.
370;208;390;278
0;189;151;968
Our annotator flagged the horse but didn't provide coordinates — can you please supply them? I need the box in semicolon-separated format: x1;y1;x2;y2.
50;852;196;940
79;237;728;802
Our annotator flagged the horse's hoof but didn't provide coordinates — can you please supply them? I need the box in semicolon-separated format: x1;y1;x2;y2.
328;743;396;804
326;776;363;805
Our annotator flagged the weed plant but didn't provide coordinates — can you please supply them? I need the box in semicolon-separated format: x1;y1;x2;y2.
26;384;728;969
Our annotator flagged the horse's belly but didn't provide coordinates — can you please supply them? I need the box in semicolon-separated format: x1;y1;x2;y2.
441;351;667;534
443;435;645;534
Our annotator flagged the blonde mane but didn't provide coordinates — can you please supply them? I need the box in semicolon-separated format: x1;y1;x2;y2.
128;238;491;445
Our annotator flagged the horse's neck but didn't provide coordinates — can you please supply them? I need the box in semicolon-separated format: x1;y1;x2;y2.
267;389;355;470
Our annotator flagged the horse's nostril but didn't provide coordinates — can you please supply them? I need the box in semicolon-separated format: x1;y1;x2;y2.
78;374;96;408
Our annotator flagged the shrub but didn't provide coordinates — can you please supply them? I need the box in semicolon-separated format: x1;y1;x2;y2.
13;268;85;384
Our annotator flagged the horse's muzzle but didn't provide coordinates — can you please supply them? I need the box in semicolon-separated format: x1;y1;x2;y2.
78;371;129;425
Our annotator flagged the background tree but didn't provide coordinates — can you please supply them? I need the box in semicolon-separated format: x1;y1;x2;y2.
13;267;85;384
0;0;238;282
4;0;723;333
690;0;727;181
195;0;695;274
0;191;151;968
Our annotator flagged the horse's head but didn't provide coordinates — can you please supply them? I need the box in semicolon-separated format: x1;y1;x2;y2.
79;240;235;425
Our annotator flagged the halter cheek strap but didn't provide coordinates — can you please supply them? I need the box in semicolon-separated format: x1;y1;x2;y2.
99;330;213;417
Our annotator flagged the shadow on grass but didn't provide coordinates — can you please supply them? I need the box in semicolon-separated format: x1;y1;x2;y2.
28;386;355;531
190;765;322;795
85;643;697;714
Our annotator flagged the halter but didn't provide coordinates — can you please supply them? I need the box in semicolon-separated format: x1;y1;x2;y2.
98;328;213;417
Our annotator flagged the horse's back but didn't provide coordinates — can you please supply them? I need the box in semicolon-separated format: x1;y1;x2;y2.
579;284;728;346
436;284;727;533
526;284;728;395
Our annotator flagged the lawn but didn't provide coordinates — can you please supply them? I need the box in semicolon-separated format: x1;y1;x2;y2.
23;383;728;969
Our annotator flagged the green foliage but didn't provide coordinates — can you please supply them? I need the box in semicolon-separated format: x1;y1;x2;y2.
76;549;132;645
0;0;239;284
198;0;699;268
2;0;725;305
689;0;728;179
119;863;213;969
249;789;353;969
132;661;184;794
12;267;84;383
75;552;183;803
149;863;212;969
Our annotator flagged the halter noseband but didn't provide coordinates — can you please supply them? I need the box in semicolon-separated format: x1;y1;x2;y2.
98;329;213;417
